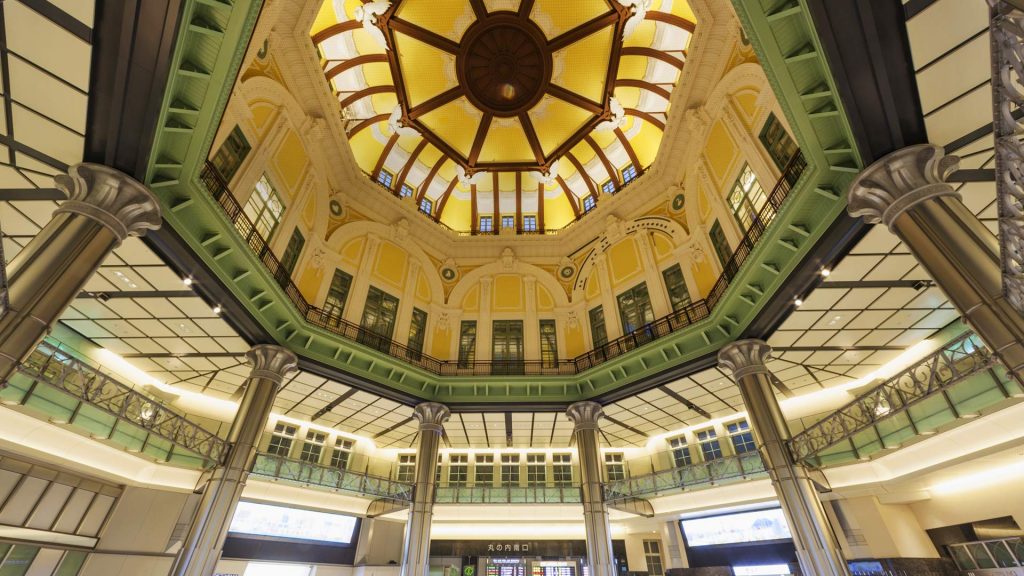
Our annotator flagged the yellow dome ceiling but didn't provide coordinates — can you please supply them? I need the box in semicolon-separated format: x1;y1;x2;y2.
313;0;695;232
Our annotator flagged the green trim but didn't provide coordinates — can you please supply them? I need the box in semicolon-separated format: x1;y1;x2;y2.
141;0;864;403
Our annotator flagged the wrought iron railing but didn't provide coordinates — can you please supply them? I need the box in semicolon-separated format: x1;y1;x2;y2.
6;342;228;467
250;452;413;501
788;332;1016;464
604;452;766;501
434;484;582;504
200;151;806;376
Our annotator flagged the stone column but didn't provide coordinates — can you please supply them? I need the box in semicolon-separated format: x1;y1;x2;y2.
566;401;615;576
634;231;671;317
0;164;161;387
395;260;423;346
400;402;450;576
523;276;540;359
594;254;623;339
477;276;493;361
849;144;1024;376
345;233;381;324
170;345;298;576
718;340;850;576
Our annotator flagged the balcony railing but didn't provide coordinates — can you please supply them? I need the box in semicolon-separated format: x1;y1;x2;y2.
788;332;1024;467
200;151;807;377
250;452;413;501
0;342;228;469
434;484;582;504
604;452;766;501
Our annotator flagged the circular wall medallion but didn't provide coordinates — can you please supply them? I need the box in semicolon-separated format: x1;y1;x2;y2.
329;199;343;217
441;267;457;282
457;15;552;118
670;193;685;212
560;266;575;279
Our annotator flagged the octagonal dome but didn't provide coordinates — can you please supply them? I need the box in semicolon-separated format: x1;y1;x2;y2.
313;0;694;232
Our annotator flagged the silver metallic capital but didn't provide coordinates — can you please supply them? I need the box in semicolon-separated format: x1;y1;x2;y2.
718;339;773;380
566;401;603;431
54;163;162;242
413;402;450;432
245;345;298;384
848;144;960;230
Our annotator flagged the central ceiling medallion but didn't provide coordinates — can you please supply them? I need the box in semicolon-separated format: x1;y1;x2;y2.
458;16;551;117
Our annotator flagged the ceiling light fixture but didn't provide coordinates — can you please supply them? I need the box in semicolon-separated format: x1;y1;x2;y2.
183;277;193;287
820;268;831;277
794;298;803;306
212;305;222;315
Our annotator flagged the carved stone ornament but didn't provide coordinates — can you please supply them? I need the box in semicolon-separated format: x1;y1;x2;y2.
500;247;516;270
566;310;580;330
605;214;625;242
310;247;326;270
848;144;961;231
246;344;299;384
717;339;773;381
566;401;603;431
413;402;451;432
393;218;410;243
54;163;162;242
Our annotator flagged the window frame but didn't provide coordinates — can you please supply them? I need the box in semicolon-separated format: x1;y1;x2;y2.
583;194;597;212
589;306;608;348
617;282;655;335
458;320;477;368
621;164;638;184
280;228;305;276
522;214;537;231
377;169;394;189
324;269;354;324
539;319;558;368
243;174;285;241
479;216;493;232
662;264;692;313
211;125;251;182
299;431;327;464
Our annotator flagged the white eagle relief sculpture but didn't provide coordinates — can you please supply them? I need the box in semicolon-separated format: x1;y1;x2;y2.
595;97;626;133
456;165;487;186
388;105;419;137
354;1;391;51
616;0;651;40
527;159;560;186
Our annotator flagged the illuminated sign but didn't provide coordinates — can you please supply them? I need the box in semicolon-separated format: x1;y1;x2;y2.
681;508;792;547
732;565;791;576
228;502;357;544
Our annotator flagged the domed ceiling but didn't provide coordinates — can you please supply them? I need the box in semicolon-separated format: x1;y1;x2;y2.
312;0;694;232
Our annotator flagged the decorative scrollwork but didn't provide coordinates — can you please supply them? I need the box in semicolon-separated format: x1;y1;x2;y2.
990;1;1024;314
787;332;996;463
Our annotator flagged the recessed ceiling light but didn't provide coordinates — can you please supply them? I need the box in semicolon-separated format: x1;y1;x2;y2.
212;305;222;315
183;277;193;287
794;298;803;306
820;268;831;277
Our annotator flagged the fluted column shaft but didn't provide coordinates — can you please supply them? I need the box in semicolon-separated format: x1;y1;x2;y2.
719;340;850;576
170;345;298;576
0;164;161;387
400;402;450;576
567;401;615;576
849;144;1024;376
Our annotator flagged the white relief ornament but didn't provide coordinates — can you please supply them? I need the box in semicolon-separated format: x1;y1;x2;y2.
393;218;410;242
387;105;419;137
595;97;626;133
310;247;326;270
354;1;391;51
616;0;651;40
456;165;487;186
500;247;516;271
527;159;560;186
566;311;580;330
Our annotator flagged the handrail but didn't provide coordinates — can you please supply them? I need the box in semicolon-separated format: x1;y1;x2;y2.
14;342;229;465
604;452;766;501
788;332;1002;463
434;484;582;504
200;151;807;377
250;452;413;500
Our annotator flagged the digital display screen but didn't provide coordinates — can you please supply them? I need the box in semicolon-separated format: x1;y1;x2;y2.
228;501;357;544
681;508;792;547
732;565;791;576
530;560;577;576
485;558;526;576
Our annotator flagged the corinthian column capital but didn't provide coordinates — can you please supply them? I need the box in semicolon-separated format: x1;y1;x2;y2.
848;144;961;230
718;339;772;381
245;345;299;384
566;401;603;431
413;402;450;432
54;163;162;242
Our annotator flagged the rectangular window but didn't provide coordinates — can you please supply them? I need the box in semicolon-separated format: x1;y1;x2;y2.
458;321;477;368
617;282;655;334
267;423;297;457
211;126;251;182
475;454;494;486
243;175;284;241
377;169;394;189
330;438;354;469
324;269;353;323
492;320;524;374
436;455;442;483
448;454;468;485
479;216;493;232
621;164;638;184
759;113;799;173
589;306;608;348
281;229;305;276
728;164;768;233
605;453;625;481
696;429;723;461
526;453;546;486
420;198;433;214
669;436;692;468
299;431;326;464
709;220;732;270
360;286;400;344
501;453;520;485
539;319;558;368
583;194;597;212
552;453;572;486
397;454;416;482
522;215;537;231
400;183;415;198
662;264;692;312
407;308;428;359
727;420;756;454
643;540;664;576
601;179;616;195
501;215;515;229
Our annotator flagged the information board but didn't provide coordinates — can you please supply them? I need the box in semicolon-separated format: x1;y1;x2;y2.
484;557;526;576
529;560;577;576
